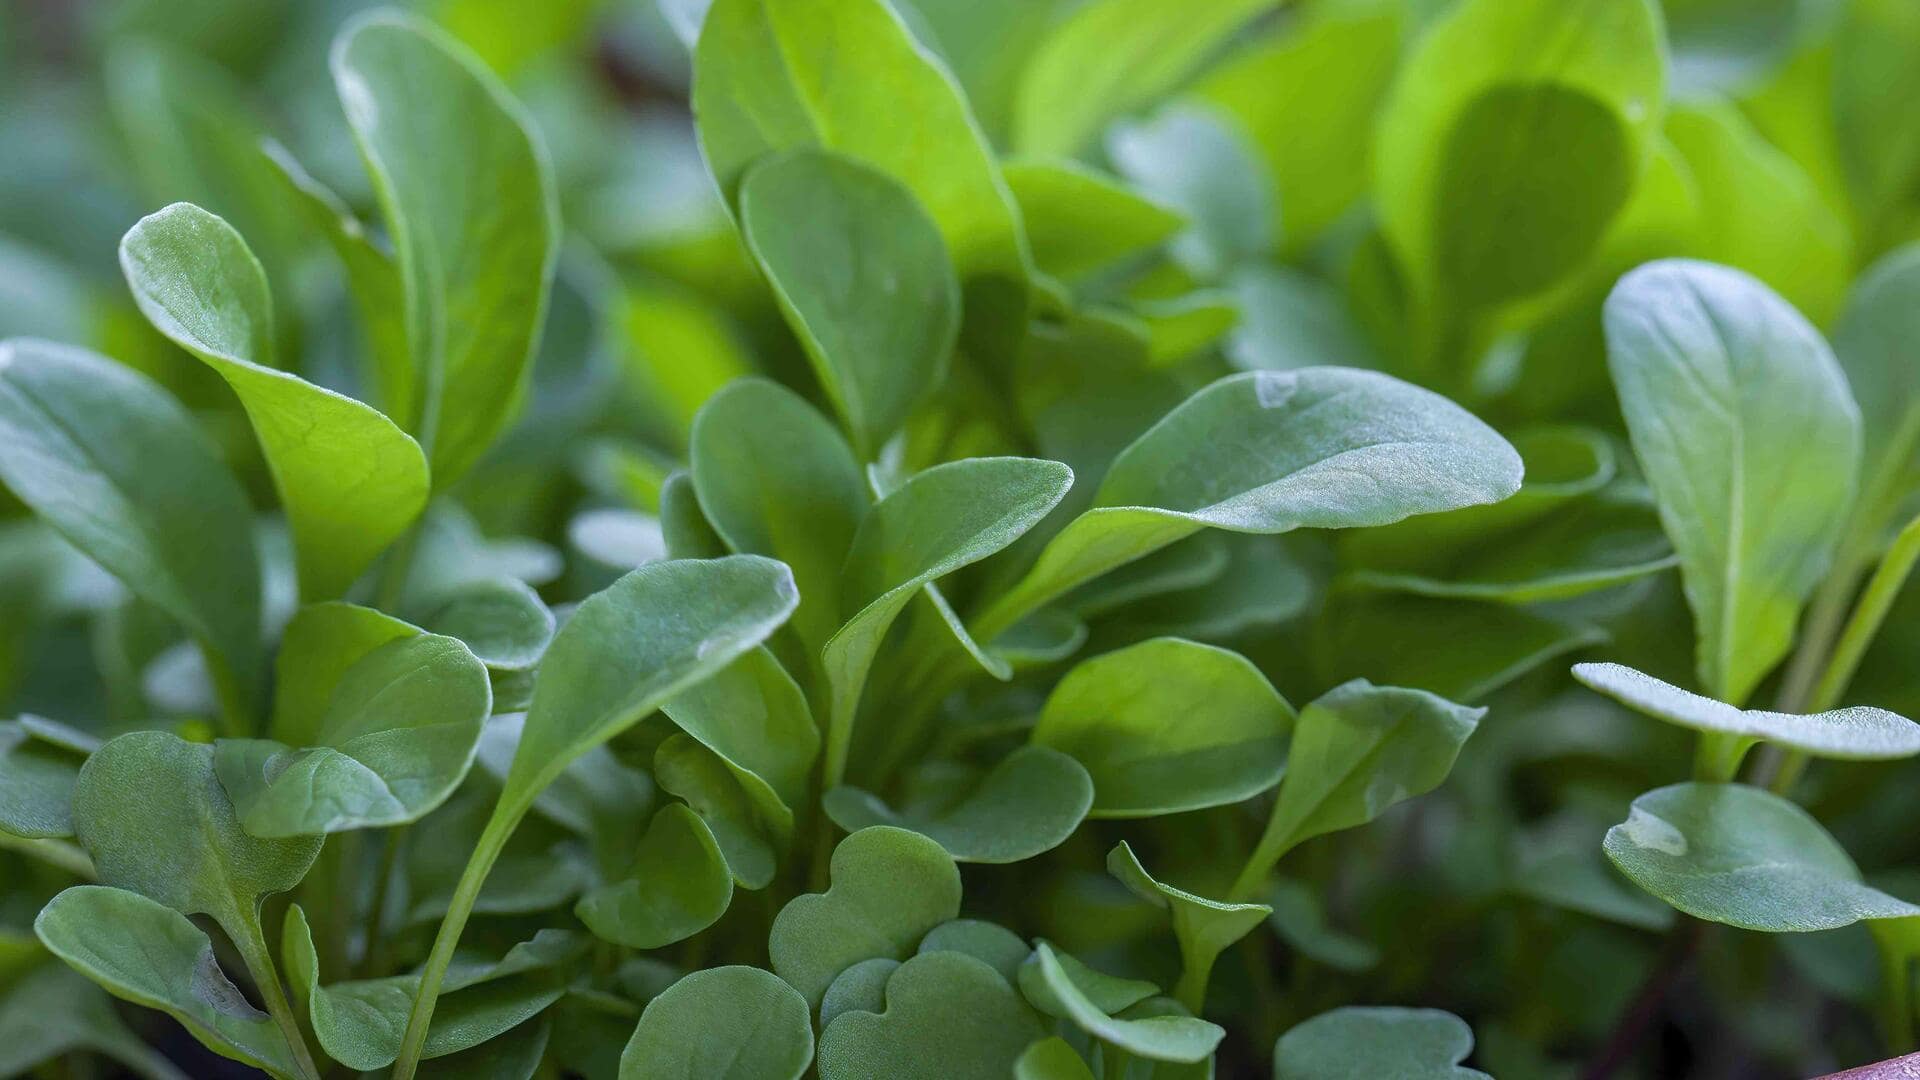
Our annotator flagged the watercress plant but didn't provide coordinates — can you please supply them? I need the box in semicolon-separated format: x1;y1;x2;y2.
4;0;1920;1078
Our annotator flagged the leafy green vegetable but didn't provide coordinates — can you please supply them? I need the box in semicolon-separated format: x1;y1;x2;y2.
1034;637;1292;817
824;745;1092;862
0;339;263;724
1605;783;1920;931
1023;942;1224;1063
1109;841;1269;1011
619;966;813;1080
1605;258;1862;704
769;826;961;1007
817;951;1044;1080
119;202;428;600
332;9;558;487
575;803;732;949
1274;1006;1491;1079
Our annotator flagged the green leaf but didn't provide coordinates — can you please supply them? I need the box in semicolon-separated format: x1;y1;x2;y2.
817;951;1045;1080
0;339;263;721
1108;841;1269;1011
659;471;729;560
1605;259;1862;703
501;556;797;815
0;716;95;839
1022;942;1223;1063
272;602;420;747
414;578;555;711
1017;945;1157;1018
1834;245;1920;558
1011;0;1278;159
821;958;900;1029
1109;104;1273;281
824;745;1092;863
1235;681;1481;897
1664;101;1851;327
1016;1037;1096;1080
0;961;191;1080
653;734;780;890
740;150;959;456
72;730;320;939
661;645;817;821
822;456;1072;782
1574;661;1920;763
1033;638;1293;817
691;378;867;658
1604;782;1920;931
282;905;579;1070
1314;591;1606;704
1003;159;1184;282
259;140;413;425
1274;1006;1490;1080
1344;485;1677;604
119;202;428;600
693;0;1030;352
1192;5;1404;255
917;919;1031;985
769;826;961;1007
974;370;1522;641
35;886;300;1078
332;9;558;486
1373;0;1664;314
1264;880;1380;973
618;966;813;1080
1836;0;1920;249
215;632;492;836
576;803;733;949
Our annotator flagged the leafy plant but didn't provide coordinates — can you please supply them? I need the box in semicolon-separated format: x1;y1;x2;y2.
4;1;1920;1078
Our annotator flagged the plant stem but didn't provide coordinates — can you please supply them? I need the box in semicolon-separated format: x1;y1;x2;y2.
1809;514;1920;714
234;915;321;1080
391;795;526;1080
374;520;425;613
1879;937;1916;1054
206;652;254;739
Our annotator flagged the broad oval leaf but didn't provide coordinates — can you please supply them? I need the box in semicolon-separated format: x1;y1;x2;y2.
273;602;419;747
215;633;493;836
36;886;299;1078
1033;638;1293;818
817;951;1044;1080
1604;782;1920;932
1573;662;1920;761
575;803;733;950
1235;681;1481;898
71;731;321;937
1274;1006;1490;1080
119;202;429;600
690;378;867;658
768;826;961;1007
823;745;1093;863
1373;0;1664;313
1016;1037;1096;1080
974;369;1522;639
740;150;959;457
821;958;899;1030
1022;942;1223;1063
1003;158;1184;282
1834;244;1920;559
653;734;780;890
618;966;813;1080
693;0;1030;352
917;919;1030;985
822;456;1072;782
502;556;798;813
332;10;558;486
0;339;263;718
1605;259;1862;703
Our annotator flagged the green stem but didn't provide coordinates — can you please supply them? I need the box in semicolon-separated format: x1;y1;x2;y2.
1101;1045;1133;1080
1230;820;1296;903
1875;927;1917;1054
1173;956;1214;1016
391;795;527;1080
0;834;95;878
233;915;321;1080
206;652;254;739
1808;514;1920;714
1692;732;1753;783
1775;555;1863;713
